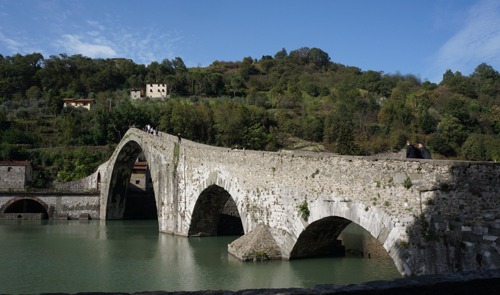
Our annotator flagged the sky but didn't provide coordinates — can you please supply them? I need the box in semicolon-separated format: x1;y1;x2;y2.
0;0;499;83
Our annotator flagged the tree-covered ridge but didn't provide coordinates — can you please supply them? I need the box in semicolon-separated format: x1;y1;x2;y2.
0;47;499;186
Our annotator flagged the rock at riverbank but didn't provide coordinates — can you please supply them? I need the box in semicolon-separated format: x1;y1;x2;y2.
228;224;281;261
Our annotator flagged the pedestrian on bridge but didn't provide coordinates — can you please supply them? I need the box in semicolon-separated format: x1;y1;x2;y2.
418;142;432;159
406;140;420;159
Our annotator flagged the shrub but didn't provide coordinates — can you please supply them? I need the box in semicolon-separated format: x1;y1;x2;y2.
297;200;310;221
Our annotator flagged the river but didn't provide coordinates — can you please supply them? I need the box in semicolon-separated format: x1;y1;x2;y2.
0;220;400;294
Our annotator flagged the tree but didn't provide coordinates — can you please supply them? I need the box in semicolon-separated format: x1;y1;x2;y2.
441;69;476;98
431;115;468;156
324;104;359;155
44;90;63;115
308;47;330;67
173;57;187;73
461;134;490;161
239;56;258;81
289;47;311;65
472;63;500;97
212;100;247;147
274;48;287;60
26;86;42;100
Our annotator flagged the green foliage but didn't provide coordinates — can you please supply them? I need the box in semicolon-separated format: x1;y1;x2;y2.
403;177;413;189
433;115;469;156
54;148;108;182
324;103;359;155
297;200;310;221
461;133;500;161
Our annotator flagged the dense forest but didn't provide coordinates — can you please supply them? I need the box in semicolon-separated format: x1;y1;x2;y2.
0;48;499;187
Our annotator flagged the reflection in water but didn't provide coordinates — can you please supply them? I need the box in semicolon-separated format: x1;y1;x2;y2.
0;220;400;294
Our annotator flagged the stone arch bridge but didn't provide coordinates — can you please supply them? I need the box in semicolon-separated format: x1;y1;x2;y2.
96;128;500;277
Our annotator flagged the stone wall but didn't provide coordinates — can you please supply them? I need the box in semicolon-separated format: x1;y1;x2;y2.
0;165;27;191
0;193;100;219
53;161;108;193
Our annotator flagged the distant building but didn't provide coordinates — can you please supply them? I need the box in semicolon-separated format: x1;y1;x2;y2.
130;89;143;100
130;83;169;100
63;98;95;110
0;161;33;191
146;83;167;98
129;161;152;192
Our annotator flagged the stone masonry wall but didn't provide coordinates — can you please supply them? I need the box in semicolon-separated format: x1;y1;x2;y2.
0;165;26;191
54;161;108;193
0;194;100;219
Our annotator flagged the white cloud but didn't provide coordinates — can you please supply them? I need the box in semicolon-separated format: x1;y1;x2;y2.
0;31;22;52
433;0;500;80
0;30;43;55
110;28;184;65
86;20;105;31
56;34;117;58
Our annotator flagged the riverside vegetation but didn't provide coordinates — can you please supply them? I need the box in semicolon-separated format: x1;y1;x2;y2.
0;47;499;188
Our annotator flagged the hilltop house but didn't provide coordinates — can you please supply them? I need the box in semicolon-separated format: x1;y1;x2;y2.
130;83;169;100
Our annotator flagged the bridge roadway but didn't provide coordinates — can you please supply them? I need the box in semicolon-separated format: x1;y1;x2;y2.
95;128;500;277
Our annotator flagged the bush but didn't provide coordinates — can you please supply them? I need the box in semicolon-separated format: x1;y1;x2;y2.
461;134;490;161
297;200;310;220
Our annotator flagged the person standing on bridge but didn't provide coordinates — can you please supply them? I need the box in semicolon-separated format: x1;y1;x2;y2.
406;140;420;159
417;142;432;159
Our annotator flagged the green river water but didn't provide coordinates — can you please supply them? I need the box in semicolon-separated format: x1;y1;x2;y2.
0;220;400;294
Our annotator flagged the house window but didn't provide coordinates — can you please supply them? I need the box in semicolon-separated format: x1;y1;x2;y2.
136;180;140;184
150;89;153;92
7;167;12;172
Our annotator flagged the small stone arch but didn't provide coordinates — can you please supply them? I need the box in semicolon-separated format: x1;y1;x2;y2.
1;197;51;219
188;184;243;236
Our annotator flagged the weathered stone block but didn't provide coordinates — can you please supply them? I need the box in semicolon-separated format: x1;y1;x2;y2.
228;224;281;261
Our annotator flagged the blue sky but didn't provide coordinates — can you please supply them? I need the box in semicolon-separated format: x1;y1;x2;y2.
1;0;499;83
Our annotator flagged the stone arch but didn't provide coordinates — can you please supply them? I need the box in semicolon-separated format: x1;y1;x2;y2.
288;200;409;275
188;184;243;236
103;138;158;220
290;216;352;258
1;197;51;219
